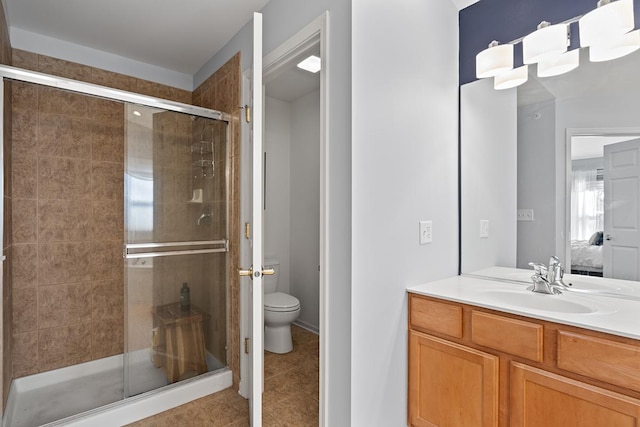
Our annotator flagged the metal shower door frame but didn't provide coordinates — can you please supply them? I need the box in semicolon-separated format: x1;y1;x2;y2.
0;64;234;403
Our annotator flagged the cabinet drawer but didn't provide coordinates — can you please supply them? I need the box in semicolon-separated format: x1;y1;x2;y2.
558;330;640;392
409;295;462;338
471;311;543;362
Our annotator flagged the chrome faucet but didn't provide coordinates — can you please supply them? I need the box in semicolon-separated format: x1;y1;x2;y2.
528;256;571;295
547;256;570;289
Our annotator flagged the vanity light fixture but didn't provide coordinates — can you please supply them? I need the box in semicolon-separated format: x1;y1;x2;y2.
523;21;569;64
589;29;640;61
476;0;637;90
537;49;580;77
579;0;635;48
476;41;514;78
296;55;321;73
494;65;528;90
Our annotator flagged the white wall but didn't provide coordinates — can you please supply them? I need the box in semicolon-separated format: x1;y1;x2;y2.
264;90;320;330
290;90;321;330
461;78;517;273
517;100;556;268
200;2;353;424
351;1;459;425
264;96;292;294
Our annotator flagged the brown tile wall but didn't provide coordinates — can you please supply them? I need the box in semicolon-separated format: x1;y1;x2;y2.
0;0;12;410
9;49;193;378
193;53;242;388
11;79;125;376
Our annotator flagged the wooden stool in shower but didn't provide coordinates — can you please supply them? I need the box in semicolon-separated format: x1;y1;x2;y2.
155;302;208;383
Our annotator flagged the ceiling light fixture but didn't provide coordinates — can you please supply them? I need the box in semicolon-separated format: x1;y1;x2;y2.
476;41;514;78
133;110;142;117
297;55;321;73
523;21;569;64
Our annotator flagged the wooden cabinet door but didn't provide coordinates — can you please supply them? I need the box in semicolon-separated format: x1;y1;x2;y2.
511;362;640;427
408;331;499;427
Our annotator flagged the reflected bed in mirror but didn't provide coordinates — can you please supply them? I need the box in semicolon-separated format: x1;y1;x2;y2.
461;47;640;292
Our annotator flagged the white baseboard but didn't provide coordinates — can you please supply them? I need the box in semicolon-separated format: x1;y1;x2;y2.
293;320;319;335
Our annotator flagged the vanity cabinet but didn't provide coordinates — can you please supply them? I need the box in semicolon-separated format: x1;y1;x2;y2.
408;293;640;427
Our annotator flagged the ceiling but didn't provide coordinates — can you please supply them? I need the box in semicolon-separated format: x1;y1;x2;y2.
1;0;477;89
2;0;269;75
265;45;321;102
452;0;480;10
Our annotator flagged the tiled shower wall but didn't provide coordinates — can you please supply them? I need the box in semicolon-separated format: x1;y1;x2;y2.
11;81;125;375
9;49;195;377
0;0;12;407
192;53;242;387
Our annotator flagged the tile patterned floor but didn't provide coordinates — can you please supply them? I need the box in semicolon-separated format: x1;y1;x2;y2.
127;325;319;427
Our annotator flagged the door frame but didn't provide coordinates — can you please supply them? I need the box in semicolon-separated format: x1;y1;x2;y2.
564;127;640;268
239;11;330;426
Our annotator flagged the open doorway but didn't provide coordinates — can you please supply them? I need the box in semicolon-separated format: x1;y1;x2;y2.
239;12;328;426
568;132;640;280
261;39;321;425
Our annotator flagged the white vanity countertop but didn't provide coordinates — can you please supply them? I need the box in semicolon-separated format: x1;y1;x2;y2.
407;275;640;340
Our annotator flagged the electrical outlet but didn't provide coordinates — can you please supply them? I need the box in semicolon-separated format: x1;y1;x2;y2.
480;220;489;238
419;220;433;244
517;209;534;221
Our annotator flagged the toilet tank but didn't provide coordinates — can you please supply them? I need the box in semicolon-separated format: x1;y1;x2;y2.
263;258;279;294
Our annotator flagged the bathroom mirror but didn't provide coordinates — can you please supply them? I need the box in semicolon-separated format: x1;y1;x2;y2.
461;47;640;286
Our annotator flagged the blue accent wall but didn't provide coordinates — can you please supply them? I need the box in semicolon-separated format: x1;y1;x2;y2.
459;0;640;85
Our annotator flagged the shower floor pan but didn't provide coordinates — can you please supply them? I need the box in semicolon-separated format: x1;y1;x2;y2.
3;351;227;427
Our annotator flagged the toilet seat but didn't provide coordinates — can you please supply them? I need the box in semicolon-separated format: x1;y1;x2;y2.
264;292;300;312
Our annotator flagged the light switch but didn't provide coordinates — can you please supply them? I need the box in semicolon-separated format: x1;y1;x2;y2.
419;220;433;244
480;220;489;238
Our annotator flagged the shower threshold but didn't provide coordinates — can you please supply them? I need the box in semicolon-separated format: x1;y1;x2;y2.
3;351;229;427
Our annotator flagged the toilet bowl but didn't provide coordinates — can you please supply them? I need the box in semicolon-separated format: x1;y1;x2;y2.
263;260;301;354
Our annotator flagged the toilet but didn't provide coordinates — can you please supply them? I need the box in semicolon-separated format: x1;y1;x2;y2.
263;259;301;354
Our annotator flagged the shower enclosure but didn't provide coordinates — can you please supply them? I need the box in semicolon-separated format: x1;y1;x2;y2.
124;104;229;396
1;65;233;426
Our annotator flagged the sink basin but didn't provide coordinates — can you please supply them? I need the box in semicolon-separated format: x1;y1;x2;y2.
474;288;615;314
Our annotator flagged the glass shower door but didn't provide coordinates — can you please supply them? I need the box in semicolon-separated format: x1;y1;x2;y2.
124;104;229;397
